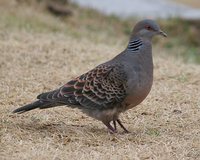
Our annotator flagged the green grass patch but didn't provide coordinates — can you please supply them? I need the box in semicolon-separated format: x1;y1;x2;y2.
146;128;160;136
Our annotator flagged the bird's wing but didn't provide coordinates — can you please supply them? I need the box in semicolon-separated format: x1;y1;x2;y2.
37;63;127;110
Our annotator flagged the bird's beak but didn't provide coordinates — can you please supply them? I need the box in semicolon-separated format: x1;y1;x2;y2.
158;30;167;37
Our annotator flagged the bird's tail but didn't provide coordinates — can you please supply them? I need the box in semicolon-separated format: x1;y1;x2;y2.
12;100;57;114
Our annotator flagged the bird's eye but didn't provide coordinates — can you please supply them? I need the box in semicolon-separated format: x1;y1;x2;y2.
145;26;152;30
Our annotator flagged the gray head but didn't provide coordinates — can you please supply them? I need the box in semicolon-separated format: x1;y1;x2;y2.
132;19;167;39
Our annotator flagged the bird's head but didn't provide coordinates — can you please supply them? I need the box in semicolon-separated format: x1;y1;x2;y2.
132;19;167;39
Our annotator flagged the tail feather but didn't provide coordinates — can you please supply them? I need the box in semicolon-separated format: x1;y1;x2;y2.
13;88;79;114
13;100;55;114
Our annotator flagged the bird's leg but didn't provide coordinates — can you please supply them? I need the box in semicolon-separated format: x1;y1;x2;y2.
103;122;117;134
116;119;130;133
113;120;117;131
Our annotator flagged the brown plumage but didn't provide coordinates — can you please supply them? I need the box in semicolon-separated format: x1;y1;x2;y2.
13;19;167;133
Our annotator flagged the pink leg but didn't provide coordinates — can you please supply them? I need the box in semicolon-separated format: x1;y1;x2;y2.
116;119;130;133
103;122;117;133
113;120;117;131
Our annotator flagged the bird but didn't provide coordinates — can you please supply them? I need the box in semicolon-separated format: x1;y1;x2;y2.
13;19;167;133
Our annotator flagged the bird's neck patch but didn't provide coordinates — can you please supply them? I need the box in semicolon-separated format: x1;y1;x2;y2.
127;38;143;52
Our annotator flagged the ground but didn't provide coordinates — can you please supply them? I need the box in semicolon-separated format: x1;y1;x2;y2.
172;0;200;8
0;1;200;160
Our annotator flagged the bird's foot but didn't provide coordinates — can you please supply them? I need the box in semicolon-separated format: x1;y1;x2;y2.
108;128;117;134
103;119;129;134
122;130;130;134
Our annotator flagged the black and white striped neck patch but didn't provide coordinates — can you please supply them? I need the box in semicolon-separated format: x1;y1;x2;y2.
127;39;143;52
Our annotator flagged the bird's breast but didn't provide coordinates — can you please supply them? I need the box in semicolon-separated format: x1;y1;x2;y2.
123;65;153;110
123;84;152;110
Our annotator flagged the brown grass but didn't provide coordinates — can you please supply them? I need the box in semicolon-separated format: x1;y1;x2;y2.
1;1;200;160
171;0;200;8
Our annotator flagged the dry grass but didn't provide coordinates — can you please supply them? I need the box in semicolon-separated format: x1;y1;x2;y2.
1;1;200;160
171;0;200;8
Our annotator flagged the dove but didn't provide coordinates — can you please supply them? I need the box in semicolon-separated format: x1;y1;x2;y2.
13;19;167;133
